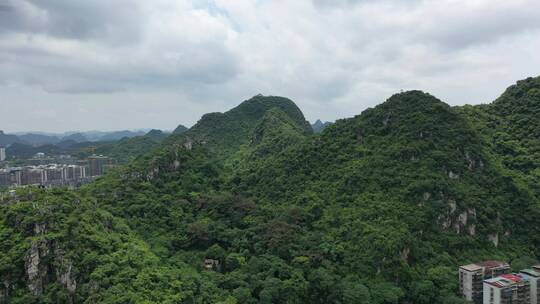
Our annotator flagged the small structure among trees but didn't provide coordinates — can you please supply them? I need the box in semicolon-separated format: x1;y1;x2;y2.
204;258;221;271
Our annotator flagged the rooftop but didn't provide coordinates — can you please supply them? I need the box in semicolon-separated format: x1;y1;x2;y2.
521;269;540;278
460;260;509;272
460;264;483;272
500;274;524;282
477;260;510;269
485;274;528;288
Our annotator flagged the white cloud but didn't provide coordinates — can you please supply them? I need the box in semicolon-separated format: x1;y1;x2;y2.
0;0;539;132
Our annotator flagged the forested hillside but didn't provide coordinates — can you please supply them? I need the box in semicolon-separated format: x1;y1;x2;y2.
1;80;539;303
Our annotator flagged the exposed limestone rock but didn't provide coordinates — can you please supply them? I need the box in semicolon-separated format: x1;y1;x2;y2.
465;152;477;170
400;247;410;263
455;211;468;234
488;233;499;247
146;167;159;181
54;245;77;294
356;132;364;142
423;192;431;201
449;200;457;214
450;208;477;235
1;279;9;303
34;223;46;234
468;224;476;236
438;200;459;230
183;138;193;150
439;213;452;229
23;222;77;299
448;171;460;179
467;209;477;236
25;235;49;296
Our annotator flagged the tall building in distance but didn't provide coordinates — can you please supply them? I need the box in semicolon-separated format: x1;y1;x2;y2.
483;274;531;304
20;167;45;185
65;165;86;180
87;155;114;177
0;146;6;162
460;261;511;303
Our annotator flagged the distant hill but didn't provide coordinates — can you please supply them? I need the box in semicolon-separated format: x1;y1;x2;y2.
0;130;25;146
5;142;64;159
84;130;170;163
17;133;61;146
145;129;169;140
10;130;153;145
311;119;333;133
61;132;88;143
97;130;146;142
57;130;146;142
173;124;188;134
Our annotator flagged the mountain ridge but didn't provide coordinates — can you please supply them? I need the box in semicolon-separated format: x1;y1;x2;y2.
1;78;539;303
164;95;312;155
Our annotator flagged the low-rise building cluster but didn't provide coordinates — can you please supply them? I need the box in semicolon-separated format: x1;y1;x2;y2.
460;261;540;304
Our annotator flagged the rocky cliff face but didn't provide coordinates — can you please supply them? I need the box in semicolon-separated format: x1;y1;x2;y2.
23;223;76;302
25;223;49;296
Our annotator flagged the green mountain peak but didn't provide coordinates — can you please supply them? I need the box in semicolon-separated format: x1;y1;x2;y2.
175;95;312;153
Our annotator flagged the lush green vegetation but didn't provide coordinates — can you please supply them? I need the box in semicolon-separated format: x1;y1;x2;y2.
77;130;169;163
1;81;539;303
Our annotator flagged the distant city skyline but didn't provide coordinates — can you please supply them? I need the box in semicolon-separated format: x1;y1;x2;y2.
1;0;540;132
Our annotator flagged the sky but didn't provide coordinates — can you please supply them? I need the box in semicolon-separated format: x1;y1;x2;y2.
1;0;540;133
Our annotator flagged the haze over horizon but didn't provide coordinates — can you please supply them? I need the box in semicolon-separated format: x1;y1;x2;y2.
1;0;540;133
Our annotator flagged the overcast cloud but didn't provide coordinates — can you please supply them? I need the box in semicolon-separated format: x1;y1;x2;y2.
1;0;540;132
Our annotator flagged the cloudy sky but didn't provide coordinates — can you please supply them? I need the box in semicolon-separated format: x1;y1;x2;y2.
1;0;540;133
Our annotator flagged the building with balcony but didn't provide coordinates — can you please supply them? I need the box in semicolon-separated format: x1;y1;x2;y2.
483;274;531;304
460;261;511;303
520;268;540;304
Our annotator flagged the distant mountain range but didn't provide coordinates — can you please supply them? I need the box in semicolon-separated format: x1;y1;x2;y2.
1;129;156;147
0;129;175;163
0;130;25;147
311;119;333;133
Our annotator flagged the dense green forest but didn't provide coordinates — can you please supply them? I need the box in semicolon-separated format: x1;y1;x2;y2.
1;78;539;303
